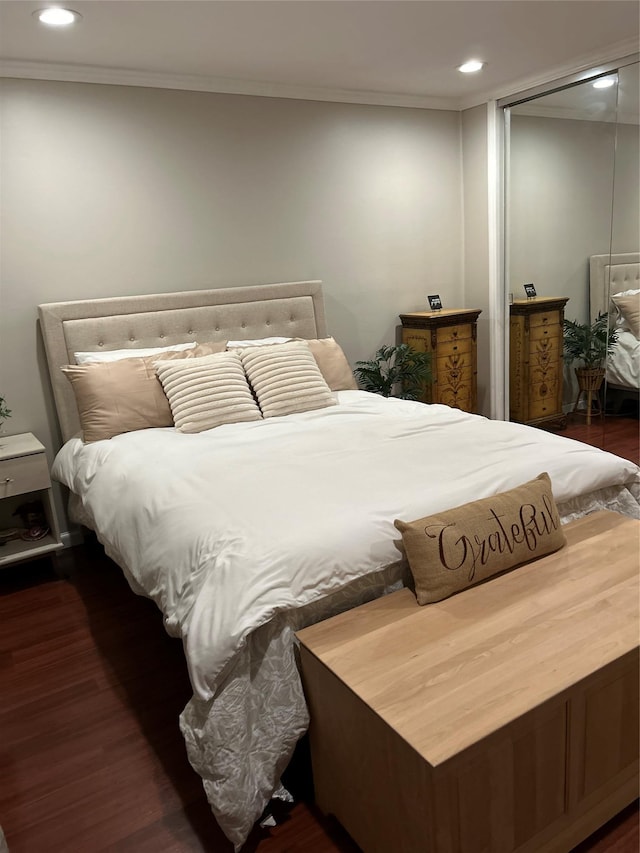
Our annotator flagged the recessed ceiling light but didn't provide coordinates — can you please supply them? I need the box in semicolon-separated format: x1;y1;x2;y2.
458;60;485;74
34;7;81;26
592;77;616;89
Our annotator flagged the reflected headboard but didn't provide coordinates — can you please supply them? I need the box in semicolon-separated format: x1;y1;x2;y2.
38;280;327;443
589;253;640;318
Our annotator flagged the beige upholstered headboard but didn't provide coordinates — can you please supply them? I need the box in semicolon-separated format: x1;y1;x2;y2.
38;280;327;443
590;253;640;318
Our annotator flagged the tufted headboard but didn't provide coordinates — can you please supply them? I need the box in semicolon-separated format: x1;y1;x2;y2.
38;280;327;443
589;253;640;319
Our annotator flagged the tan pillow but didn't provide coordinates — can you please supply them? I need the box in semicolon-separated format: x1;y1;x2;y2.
394;473;566;605
612;292;640;338
63;342;227;442
156;350;262;433
240;340;337;418
306;337;358;391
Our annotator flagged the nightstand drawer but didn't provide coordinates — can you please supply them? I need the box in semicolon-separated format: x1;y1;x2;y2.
436;323;473;344
0;453;50;498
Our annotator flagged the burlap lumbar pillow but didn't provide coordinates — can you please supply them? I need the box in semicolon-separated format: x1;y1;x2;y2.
394;472;566;605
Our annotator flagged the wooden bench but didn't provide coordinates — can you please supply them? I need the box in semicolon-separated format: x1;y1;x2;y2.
297;510;639;853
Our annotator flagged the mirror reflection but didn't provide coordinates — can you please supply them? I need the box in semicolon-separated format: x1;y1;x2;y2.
604;62;639;441
506;71;624;446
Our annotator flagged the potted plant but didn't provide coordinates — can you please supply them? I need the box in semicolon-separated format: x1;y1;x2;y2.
563;311;618;423
0;394;11;431
353;344;431;401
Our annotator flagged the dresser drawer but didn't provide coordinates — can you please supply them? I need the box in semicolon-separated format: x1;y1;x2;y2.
529;309;561;329
529;377;560;403
529;322;561;343
436;323;473;345
438;383;473;409
529;363;559;385
528;390;560;420
436;338;473;361
436;356;474;380
0;453;50;498
529;337;560;363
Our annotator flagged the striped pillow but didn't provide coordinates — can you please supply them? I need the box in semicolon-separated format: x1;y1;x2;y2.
240;340;336;418
156;351;262;433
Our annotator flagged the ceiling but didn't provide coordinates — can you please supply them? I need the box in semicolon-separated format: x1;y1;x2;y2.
0;1;638;110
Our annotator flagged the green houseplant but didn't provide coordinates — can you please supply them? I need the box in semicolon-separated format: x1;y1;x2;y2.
563;311;618;423
353;344;431;401
562;311;618;371
0;394;11;430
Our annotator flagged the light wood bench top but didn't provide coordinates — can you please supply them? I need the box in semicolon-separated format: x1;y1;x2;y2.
297;510;639;767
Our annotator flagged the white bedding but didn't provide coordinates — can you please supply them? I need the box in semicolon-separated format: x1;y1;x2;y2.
607;329;640;389
52;391;640;848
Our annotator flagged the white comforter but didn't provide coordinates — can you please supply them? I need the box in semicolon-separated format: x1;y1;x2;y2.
52;391;640;847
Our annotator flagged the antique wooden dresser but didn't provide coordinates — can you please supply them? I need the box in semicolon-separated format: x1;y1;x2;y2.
509;297;569;429
399;308;481;413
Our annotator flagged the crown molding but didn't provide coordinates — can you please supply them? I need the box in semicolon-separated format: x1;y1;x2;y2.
1;35;637;113
510;103;639;126
458;37;639;111
0;59;458;111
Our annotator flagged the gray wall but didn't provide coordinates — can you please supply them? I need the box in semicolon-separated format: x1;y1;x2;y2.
611;122;640;254
1;79;464;508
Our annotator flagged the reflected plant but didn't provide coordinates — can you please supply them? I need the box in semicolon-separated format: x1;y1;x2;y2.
562;312;618;370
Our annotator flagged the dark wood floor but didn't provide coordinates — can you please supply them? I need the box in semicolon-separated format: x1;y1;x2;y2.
562;409;639;466
1;413;638;853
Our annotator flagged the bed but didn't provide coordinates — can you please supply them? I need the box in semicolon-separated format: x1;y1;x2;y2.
38;280;640;851
590;252;640;411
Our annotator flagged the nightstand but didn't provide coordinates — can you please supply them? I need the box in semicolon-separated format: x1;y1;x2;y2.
509;297;569;430
399;308;482;412
0;433;63;568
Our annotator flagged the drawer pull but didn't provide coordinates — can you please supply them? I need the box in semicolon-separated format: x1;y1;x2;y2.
4;477;14;484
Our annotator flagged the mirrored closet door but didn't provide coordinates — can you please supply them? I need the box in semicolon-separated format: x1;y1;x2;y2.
504;70;621;441
605;61;639;439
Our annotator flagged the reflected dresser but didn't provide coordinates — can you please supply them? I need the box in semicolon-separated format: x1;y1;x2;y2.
399;309;481;413
509;297;569;429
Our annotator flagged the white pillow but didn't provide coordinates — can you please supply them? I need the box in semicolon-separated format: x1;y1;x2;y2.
155;351;262;433
611;289;640;339
240;340;336;419
74;342;196;364
226;336;292;348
